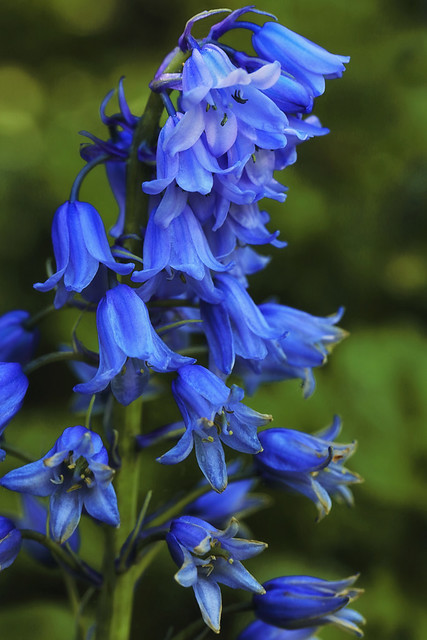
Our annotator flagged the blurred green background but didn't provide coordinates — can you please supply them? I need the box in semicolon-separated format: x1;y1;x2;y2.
1;0;427;638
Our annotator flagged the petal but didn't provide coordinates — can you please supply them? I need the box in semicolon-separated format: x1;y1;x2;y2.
214;557;264;593
84;483;120;527
78;201;134;275
193;577;222;633
33;202;70;291
0;459;53;497
157;427;194;465
163;107;204;155
194;432;228;493
50;488;83;543
0;362;28;432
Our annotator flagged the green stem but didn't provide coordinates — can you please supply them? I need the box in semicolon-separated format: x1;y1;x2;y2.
1;442;34;464
19;530;85;575
95;398;143;640
157;318;203;334
24;350;90;375
24;304;57;329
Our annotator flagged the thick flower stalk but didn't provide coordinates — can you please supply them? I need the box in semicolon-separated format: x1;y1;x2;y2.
0;6;365;640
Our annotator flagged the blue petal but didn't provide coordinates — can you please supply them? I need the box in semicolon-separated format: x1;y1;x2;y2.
0;458;53;497
34;202;70;292
213;557;264;592
84;483;119;527
49;488;83;543
193;577;222;633
78;201;134;275
0;362;28;432
194;431;228;492
157;427;195;465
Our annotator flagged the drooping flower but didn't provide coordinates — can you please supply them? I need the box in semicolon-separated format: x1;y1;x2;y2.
0;362;29;452
34;201;134;308
0;516;21;571
167;515;266;633
74;284;194;405
252;575;365;636
251;21;349;98
0;426;119;543
255;417;362;519
200;273;286;374
159;364;271;491
142;112;232;198
0;311;39;365
236;305;347;397
178;43;287;154
131;202;231;299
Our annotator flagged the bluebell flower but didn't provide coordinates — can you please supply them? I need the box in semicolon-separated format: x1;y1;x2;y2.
179;43;287;154
238;620;320;640
0;426;119;543
131;202;231;296
214;148;287;208
251;21;349;98
0;311;39;365
200;274;286;374
0;516;21;570
211;202;286;249
0;362;29;449
34;201;134;308
158;364;271;491
142;112;231;197
18;495;80;567
252;575;364;636
236;304;346;397
167;515;266;633
254;417;362;519
74;284;194;405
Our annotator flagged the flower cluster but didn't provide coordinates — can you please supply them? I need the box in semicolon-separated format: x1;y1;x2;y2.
0;6;364;639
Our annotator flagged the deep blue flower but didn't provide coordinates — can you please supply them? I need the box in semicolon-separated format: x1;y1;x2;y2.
252;575;364;636
158;364;271;491
236;304;346;397
34;201;134;308
200;273;286;374
167;515;266;633
0;516;21;571
0;311;39;365
251;21;349;98
74;284;194;405
131;202;231;295
0;426;119;543
179;43;287;154
238;620;320;640
213;148;287;208
18;495;80;567
0;362;29;447
254;417;362;519
142;112;232;197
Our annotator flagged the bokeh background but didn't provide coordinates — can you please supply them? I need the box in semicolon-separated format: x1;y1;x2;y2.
1;0;426;638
